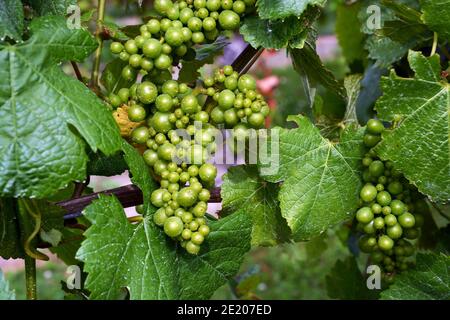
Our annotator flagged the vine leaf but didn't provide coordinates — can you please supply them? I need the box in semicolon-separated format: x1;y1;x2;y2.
0;0;24;41
240;7;320;50
326;257;380;300
290;41;346;99
24;0;77;16
256;0;326;20
0;16;122;198
381;253;450;300
221;165;291;246
374;51;450;202
76;195;252;299
0;269;15;300
260;115;365;240
419;0;450;40
100;58;135;94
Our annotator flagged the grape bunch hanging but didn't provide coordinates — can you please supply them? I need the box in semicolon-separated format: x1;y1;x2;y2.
108;0;267;255
355;119;426;283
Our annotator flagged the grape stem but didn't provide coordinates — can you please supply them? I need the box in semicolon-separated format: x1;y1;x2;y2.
430;32;438;57
90;0;106;89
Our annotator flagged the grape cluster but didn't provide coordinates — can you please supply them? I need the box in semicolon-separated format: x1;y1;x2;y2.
201;66;270;129
111;64;266;254
108;0;255;90
355;119;425;282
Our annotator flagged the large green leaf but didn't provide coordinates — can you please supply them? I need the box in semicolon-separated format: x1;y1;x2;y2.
256;0;326;20
24;0;77;16
0;0;24;41
221;165;291;246
375;51;450;201
260;115;365;240
420;0;450;40
0;270;15;300
326;257;379;300
0;16;122;198
381;253;450;300
76;195;252;299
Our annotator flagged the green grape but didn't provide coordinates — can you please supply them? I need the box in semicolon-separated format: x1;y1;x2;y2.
137;81;158;104
128;104;147;122
360;184;377;202
356;207;373;224
153;208;168;226
366;119;384;134
164;216;184;237
186;241;200;255
124;39;138;54
110;42;124;54
131;126;150;144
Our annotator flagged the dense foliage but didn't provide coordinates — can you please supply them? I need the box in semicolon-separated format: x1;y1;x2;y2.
0;0;448;300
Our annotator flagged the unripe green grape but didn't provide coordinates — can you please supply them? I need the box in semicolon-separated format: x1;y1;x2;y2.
192;31;205;43
151;189;167;207
238;74;257;91
191;232;204;245
219;10;240;29
147;19;161;34
221;0;233;9
233;0;246;14
161;18;173;31
155;94;174;112
360;184;377;202
199;163;217;182
151;112;173;133
197;8;209;19
369;160;384;177
155;133;167;145
188;17;203;31
154;0;174;14
371;203;382;214
362;157;373;167
194;0;207;8
153;208;168;226
211;107;224;124
131;126;150;144
161;43;172;55
143;149;159;166
198;225;210;236
176;44;188;56
224;109;238;126
162;80;179;97
134;35;145;48
378;235;394;251
366;119;384;135
165;27;184;47
202;17;216;31
164;216;184;237
181;94;199;114
124;39;138;54
363;134;381;147
206;0;221;11
404;228;420;240
180;7;195;24
137;81;158;104
377;191;392;206
136;204;145;214
384;214;397;227
382;206;392;215
198;189;210;202
166;5;180;19
387;181;403;195
373;217;385;229
182;211;194;223
155;54;173;69
248;112;265;128
359;235;375;253
110;42;124;54
128;104;146;122
119;51;130;61
182;228;192;240
129;54;142;68
195;111;210;123
387;223;403;239
177;187;198;207
109;94;122;108
140;58;154;71
224;77;238;90
378;175;388;185
398;212;415;228
205;29;219;40
217;90;235;111
363;220;376;234
390;199;406;216
186;241;200;255
356;207;373;224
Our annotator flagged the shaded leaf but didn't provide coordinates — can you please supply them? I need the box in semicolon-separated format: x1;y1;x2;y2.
375;51;450;201
0;16;122;198
420;0;450;40
260;115;365;240
76;195;252;299
381;253;450;300
256;0;326;20
221;165;291;246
